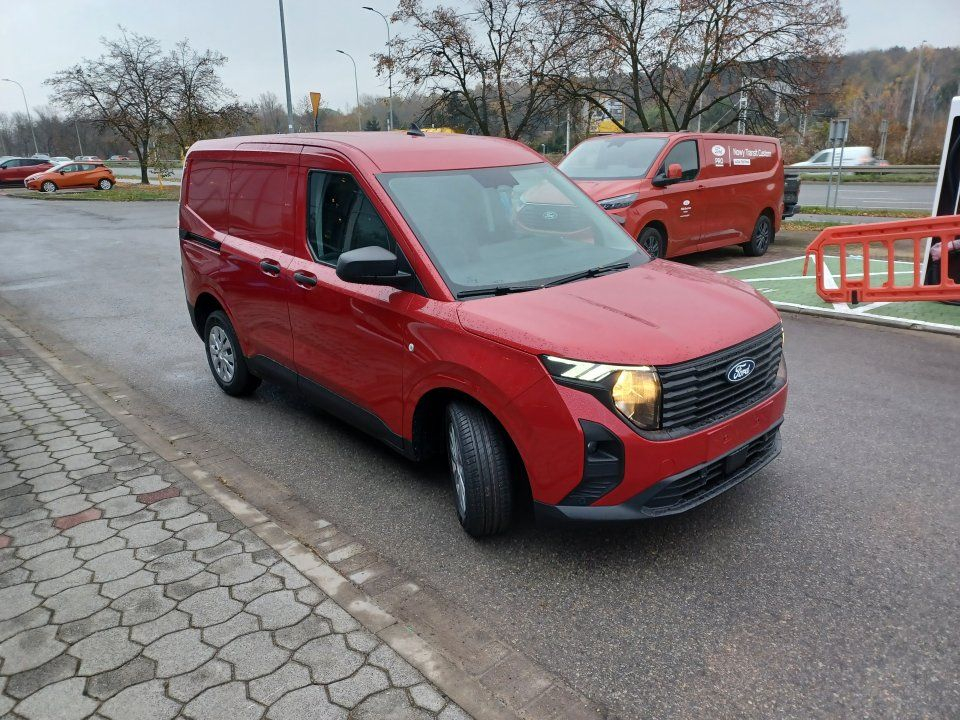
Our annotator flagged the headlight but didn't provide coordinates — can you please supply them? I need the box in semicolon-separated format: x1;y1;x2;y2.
541;356;661;430
597;193;639;210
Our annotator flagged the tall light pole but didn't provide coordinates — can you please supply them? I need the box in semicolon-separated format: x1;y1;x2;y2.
278;0;295;133
1;78;39;154
337;50;362;131
901;40;925;161
74;120;84;157
362;6;394;131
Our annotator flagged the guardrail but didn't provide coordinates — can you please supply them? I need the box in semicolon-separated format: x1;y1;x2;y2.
785;164;938;175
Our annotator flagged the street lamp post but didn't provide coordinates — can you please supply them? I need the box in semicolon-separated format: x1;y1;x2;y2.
337;50;362;131
1;78;39;154
362;6;394;131
278;0;295;133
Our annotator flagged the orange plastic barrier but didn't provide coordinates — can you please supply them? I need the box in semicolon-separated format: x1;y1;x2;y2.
803;215;960;304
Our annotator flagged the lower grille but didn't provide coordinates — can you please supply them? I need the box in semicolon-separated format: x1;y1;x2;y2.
638;426;781;516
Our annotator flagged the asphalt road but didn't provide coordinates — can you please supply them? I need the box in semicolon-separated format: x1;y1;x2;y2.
797;181;936;210
1;198;957;719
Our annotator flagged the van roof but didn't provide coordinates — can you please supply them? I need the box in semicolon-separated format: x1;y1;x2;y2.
583;131;780;144
188;132;545;173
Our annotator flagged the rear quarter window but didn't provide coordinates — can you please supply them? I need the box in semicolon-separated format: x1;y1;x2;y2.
186;159;231;233
703;140;778;175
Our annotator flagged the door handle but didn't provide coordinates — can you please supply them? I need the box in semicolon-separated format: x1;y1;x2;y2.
259;259;281;276
293;270;318;288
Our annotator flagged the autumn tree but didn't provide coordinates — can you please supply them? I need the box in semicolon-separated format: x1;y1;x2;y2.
556;0;846;134
380;0;576;139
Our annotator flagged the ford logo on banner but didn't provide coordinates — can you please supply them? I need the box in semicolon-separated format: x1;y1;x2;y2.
726;358;756;383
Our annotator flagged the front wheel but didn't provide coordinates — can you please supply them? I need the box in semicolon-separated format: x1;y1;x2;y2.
40;181;57;193
638;226;666;259
203;311;261;396
742;214;773;257
445;402;513;537
97;178;113;190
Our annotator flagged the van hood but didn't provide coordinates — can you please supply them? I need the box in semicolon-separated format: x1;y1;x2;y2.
456;261;780;366
572;178;646;202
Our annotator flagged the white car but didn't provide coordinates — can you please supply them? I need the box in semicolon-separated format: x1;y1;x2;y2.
791;146;886;169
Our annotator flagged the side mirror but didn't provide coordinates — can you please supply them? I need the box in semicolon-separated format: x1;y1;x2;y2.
336;246;411;287
652;163;685;187
59;170;65;175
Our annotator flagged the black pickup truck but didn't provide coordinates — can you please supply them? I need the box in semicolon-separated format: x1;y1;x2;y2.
783;173;801;217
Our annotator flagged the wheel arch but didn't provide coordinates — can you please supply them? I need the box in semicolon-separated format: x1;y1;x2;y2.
409;386;530;503
192;292;226;339
638;219;668;256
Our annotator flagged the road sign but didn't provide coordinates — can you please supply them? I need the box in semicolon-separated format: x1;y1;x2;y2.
828;118;849;143
310;92;322;131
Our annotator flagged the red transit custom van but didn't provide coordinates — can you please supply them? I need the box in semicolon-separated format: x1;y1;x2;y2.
559;132;785;259
180;130;787;536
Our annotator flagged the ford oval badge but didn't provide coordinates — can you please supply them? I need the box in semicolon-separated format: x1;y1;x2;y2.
726;358;756;383
542;210;558;221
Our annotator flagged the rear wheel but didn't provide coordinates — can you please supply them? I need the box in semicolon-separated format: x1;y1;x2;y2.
742;214;773;257
203;311;261;396
445;402;513;537
638;225;666;259
40;181;57;193
97;178;113;190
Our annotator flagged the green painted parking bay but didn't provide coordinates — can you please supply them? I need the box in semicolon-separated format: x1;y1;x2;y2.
720;255;960;332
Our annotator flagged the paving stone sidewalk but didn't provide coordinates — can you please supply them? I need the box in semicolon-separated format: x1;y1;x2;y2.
0;329;470;720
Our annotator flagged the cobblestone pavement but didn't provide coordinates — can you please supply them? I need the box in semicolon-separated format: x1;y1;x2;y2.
0;331;470;719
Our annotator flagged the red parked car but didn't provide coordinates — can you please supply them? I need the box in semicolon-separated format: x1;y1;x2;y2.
559;132;785;259
0;156;53;186
180;131;787;536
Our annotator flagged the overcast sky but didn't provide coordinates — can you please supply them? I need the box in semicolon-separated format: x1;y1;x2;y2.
1;0;958;117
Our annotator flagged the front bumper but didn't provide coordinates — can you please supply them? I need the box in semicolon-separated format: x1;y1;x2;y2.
535;419;782;523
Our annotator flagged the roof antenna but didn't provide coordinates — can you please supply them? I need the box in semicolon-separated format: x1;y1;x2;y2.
407;123;426;137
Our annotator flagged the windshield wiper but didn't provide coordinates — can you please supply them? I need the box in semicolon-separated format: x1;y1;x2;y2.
544;261;631;288
456;284;542;299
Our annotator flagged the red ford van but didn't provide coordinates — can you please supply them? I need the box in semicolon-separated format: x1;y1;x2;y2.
559;132;785;259
180;131;787;536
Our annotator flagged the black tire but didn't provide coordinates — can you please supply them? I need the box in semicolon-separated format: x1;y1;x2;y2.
742;214;774;257
203;310;261;396
97;178;113;190
638;225;666;259
40;181;57;193
445;401;513;537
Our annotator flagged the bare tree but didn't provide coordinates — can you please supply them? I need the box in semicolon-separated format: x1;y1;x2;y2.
380;0;573;139
161;41;247;156
47;29;174;183
556;0;846;134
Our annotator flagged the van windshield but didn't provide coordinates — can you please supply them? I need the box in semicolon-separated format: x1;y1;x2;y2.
379;162;646;298
559;136;668;179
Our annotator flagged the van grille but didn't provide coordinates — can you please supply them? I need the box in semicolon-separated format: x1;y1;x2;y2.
658;325;782;432
639;426;781;515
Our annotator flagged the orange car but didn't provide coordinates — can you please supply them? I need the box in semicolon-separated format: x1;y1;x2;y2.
24;161;116;193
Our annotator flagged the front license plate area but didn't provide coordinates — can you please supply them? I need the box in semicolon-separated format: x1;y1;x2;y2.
723;445;751;475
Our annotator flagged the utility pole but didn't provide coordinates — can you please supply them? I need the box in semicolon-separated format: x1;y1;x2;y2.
878;118;889;161
337;50;362;131
278;0;295;133
901;41;925;160
74;120;84;156
737;82;748;134
1;78;39;154
363;6;393;131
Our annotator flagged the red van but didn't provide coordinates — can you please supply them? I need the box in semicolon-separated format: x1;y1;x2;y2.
559;132;784;259
180;131;786;536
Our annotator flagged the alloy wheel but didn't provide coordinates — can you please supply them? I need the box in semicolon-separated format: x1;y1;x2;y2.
208;326;236;383
447;421;467;519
